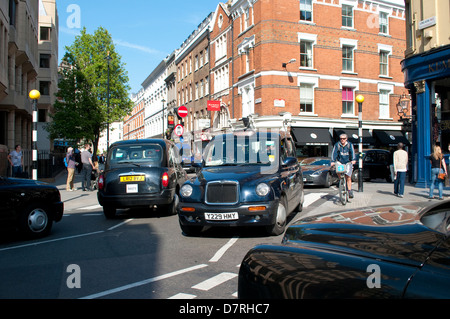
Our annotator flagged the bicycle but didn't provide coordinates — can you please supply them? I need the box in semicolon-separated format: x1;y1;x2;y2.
336;162;351;205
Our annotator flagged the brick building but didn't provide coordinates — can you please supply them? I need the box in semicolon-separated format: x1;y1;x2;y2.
130;0;407;158
224;0;408;157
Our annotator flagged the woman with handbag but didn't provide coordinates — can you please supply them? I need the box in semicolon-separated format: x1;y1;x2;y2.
429;145;448;200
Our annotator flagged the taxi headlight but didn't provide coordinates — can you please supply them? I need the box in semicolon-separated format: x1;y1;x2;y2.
256;183;270;197
180;184;193;198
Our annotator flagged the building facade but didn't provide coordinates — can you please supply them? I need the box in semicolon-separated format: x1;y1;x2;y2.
37;0;58;151
226;0;408;157
130;0;407;160
0;0;40;176
401;0;450;188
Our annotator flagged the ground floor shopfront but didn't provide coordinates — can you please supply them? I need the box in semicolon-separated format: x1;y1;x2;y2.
402;44;450;188
246;115;408;160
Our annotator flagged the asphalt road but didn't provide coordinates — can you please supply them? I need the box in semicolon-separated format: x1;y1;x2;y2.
0;185;332;299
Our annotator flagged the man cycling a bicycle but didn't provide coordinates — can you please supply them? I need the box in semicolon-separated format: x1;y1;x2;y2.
331;133;356;198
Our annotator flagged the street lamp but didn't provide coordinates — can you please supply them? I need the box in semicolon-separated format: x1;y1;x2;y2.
396;94;411;118
282;58;296;68
106;51;112;152
356;94;364;192
29;89;41;180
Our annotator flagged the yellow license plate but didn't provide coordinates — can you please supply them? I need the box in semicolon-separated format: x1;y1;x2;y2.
120;175;145;182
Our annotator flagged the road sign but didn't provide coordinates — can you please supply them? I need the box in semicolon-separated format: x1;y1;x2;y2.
207;100;220;111
174;124;184;137
178;106;188;118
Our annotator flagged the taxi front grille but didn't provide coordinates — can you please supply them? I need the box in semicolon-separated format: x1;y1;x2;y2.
205;181;239;205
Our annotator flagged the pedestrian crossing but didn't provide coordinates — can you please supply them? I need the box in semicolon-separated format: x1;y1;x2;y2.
167;265;240;299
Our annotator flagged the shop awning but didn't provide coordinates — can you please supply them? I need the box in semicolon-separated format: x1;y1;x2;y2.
291;127;333;145
373;130;410;146
334;129;375;145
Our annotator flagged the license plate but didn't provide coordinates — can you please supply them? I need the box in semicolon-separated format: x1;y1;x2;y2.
120;175;145;182
126;184;138;193
205;212;238;221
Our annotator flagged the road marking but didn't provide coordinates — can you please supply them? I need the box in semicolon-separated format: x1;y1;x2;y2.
80;264;209;299
79;204;102;211
303;193;327;208
0;231;105;252
192;272;238;291
168;293;197;299
108;219;133;231
209;236;239;262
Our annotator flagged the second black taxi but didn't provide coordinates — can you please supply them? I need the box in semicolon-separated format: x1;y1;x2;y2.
177;130;304;236
97;139;187;218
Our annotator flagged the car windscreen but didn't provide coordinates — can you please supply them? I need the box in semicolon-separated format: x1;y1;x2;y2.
107;144;163;167
204;135;278;166
300;158;331;166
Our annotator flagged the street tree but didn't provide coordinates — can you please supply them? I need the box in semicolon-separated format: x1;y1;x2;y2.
47;27;133;155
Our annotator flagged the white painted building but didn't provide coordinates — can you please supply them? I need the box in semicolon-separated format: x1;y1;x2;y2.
142;60;168;138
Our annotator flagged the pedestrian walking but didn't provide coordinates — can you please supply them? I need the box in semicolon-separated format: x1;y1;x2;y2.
81;144;94;191
393;142;408;198
65;147;77;191
7;145;24;177
428;145;448;200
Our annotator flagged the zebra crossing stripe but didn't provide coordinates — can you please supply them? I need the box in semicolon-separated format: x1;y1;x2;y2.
191;272;238;291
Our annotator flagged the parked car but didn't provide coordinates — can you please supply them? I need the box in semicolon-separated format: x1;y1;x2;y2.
352;149;392;182
97;139;188;218
0;176;64;238
177;130;304;236
238;200;450;299
300;157;339;187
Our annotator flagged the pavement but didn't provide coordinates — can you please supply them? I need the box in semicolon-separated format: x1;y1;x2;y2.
42;170;450;217
41;170;100;211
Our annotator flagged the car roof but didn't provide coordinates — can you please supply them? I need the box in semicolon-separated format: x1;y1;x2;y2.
109;139;171;149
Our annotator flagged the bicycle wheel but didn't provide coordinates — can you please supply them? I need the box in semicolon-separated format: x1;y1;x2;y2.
338;178;348;205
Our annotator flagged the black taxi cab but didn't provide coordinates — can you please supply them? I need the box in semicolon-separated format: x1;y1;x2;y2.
177;129;304;236
97;139;187;218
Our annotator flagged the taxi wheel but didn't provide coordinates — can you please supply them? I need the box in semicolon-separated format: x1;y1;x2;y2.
164;193;179;216
103;206;116;219
266;197;287;236
179;221;203;237
19;204;53;238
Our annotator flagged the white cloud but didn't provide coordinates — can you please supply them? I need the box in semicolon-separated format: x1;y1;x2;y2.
113;39;162;55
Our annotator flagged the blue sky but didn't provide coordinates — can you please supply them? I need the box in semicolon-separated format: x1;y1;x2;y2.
56;0;219;94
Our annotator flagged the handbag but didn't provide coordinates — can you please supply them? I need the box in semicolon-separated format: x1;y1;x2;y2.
438;160;446;180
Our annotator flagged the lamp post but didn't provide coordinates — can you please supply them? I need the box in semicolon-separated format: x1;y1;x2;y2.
106;51;112;152
356;94;364;192
29;89;41;180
